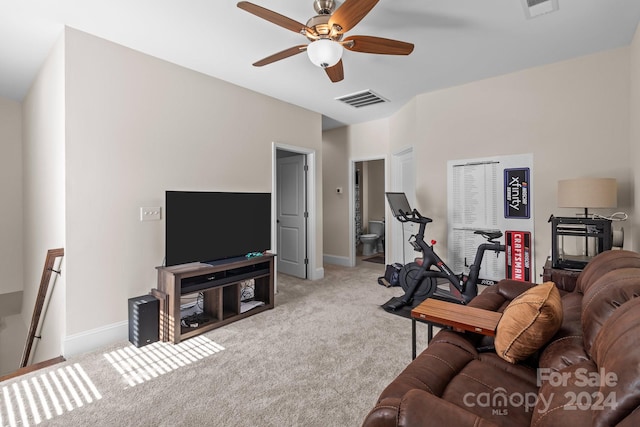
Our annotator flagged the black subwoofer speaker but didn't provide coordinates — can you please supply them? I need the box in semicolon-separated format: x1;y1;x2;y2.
128;295;159;347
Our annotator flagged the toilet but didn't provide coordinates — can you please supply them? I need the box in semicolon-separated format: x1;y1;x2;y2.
361;220;385;256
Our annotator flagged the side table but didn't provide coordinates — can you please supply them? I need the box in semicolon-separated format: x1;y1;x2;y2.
410;298;503;359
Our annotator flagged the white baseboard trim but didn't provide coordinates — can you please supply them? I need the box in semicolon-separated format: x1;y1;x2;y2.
309;266;324;280
63;320;128;358
323;254;351;267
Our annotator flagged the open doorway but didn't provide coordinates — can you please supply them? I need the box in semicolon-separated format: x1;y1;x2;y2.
350;158;386;266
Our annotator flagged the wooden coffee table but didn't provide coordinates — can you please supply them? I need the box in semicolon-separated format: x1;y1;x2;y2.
410;298;503;359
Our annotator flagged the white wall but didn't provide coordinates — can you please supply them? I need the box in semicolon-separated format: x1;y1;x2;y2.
21;33;67;363
341;47;635;276
0;96;23;295
346;119;389;160
0;94;25;375
322;127;349;260
60;28;321;353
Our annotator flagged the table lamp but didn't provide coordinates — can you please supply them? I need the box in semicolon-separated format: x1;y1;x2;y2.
556;177;617;260
557;177;617;218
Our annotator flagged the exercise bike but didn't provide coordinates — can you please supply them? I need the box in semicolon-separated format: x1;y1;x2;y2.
383;192;505;312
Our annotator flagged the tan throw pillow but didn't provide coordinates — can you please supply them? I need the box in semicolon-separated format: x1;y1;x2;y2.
495;281;563;364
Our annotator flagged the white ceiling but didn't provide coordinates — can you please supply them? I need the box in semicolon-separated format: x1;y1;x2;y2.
2;0;640;129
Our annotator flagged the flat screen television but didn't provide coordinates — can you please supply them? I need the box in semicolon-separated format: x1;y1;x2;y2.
165;191;271;266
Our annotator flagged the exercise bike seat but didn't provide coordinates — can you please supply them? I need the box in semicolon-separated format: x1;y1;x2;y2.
474;230;503;241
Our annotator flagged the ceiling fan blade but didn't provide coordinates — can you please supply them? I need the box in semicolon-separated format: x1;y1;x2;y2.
253;45;307;67
329;0;379;34
237;2;312;35
324;60;344;83
343;35;414;55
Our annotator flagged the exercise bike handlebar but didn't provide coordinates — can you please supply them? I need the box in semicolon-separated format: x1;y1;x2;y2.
396;208;433;225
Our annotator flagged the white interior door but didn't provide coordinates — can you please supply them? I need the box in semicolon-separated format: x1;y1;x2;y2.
392;148;416;264
277;154;307;278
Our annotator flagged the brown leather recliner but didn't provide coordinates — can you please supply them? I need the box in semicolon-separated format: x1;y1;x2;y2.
362;250;640;427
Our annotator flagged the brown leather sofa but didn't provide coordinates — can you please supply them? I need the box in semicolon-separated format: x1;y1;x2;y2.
363;250;640;427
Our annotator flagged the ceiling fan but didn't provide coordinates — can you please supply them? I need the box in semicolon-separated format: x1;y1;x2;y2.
237;0;414;83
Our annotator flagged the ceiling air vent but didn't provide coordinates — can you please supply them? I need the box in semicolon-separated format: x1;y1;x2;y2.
521;0;559;19
335;90;388;108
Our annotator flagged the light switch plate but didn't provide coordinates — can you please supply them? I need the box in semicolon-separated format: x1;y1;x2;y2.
140;207;161;221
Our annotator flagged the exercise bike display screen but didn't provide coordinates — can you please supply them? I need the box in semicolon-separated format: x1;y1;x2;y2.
386;192;413;217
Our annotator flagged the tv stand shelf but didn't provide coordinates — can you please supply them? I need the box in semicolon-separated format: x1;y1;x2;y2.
156;254;275;344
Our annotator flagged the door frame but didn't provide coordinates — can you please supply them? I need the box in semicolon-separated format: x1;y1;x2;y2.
272;143;322;283
348;156;389;267
391;147;415;264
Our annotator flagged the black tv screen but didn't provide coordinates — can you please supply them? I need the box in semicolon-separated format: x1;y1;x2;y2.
165;191;271;266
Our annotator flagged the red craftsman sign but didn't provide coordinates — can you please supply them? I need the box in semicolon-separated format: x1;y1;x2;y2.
506;231;532;282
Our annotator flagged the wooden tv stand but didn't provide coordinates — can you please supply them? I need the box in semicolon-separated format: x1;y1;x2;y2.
156;254;275;344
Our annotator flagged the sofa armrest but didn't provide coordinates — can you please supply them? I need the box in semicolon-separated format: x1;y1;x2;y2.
362;391;501;427
493;279;536;300
468;279;535;313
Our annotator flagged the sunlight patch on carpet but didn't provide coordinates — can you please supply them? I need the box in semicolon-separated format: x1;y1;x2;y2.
0;363;101;426
104;335;225;387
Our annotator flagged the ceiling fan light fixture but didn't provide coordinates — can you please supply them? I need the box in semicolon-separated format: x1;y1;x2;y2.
307;39;343;68
313;0;336;15
238;0;414;82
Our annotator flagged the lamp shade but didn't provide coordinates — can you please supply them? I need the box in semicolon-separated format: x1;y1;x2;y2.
307;39;343;68
557;178;617;208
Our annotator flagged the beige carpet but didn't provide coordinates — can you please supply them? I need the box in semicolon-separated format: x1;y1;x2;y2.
0;262;434;426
